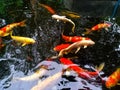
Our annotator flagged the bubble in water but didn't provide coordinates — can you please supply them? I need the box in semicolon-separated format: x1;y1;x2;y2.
15;49;21;54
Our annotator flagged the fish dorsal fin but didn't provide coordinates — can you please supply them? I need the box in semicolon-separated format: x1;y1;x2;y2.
95;62;105;72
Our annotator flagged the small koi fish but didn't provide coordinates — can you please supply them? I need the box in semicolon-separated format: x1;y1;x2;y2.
60;57;104;79
0;20;26;37
53;43;71;52
10;32;35;46
39;3;56;14
61;10;80;19
62;33;91;43
58;39;95;57
84;23;111;34
14;65;48;81
31;70;64;90
105;68;120;89
52;14;75;32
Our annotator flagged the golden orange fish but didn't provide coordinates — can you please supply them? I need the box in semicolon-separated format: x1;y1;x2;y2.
0;20;26;37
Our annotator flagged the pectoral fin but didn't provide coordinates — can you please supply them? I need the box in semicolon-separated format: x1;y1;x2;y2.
84;45;87;48
105;28;109;31
22;43;27;46
57;19;59;22
75;47;81;53
117;83;120;85
95;62;105;72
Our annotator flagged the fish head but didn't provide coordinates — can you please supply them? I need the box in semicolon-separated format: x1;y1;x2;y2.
52;14;66;20
81;39;95;46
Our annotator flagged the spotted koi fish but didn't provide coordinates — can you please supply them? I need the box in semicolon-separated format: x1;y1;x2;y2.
60;57;104;79
62;33;91;43
84;23;111;34
0;20;26;37
105;68;120;88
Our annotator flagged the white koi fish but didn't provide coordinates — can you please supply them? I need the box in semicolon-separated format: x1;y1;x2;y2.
52;14;75;32
15;65;48;81
31;70;64;90
58;39;95;57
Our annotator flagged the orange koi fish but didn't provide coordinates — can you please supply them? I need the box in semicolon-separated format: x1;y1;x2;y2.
53;43;71;51
39;3;56;14
62;33;91;43
84;23;111;34
105;68;120;89
58;39;95;57
60;57;104;79
10;32;35;46
0;20;26;37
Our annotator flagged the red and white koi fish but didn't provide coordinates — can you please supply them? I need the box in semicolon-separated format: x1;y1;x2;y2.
58;39;95;57
84;23;111;34
39;3;56;14
10;32;36;46
105;68;120;89
60;57;104;79
0;20;26;37
31;70;64;90
62;33;91;43
53;43;71;52
52;14;75;32
14;65;48;81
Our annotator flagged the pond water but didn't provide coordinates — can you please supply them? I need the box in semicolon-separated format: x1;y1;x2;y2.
0;0;120;90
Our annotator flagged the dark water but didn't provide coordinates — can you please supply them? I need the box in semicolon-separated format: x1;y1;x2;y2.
0;1;120;90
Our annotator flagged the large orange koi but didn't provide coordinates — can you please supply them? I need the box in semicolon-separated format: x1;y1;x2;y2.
62;33;91;43
39;3;56;14
105;68;120;88
0;20;26;37
84;23;111;34
60;57;104;79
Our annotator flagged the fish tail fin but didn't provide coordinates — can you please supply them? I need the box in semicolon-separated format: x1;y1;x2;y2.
19;20;26;27
95;62;105;72
83;28;92;35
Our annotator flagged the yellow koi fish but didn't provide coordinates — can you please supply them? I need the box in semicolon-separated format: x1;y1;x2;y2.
10;32;35;46
0;20;26;37
58;39;95;57
52;14;75;32
15;65;48;81
61;10;80;19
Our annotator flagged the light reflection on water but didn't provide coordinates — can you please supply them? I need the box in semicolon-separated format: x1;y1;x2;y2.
0;60;102;90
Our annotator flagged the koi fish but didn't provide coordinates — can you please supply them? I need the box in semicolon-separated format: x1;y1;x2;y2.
84;23;111;34
60;57;104;79
52;14;75;32
62;33;91;43
105;68;120;88
39;3;56;14
53;43;71;51
10;32;36;46
31;70;64;90
61;10;80;19
0;20;26;37
58;39;95;57
14;65;48;81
